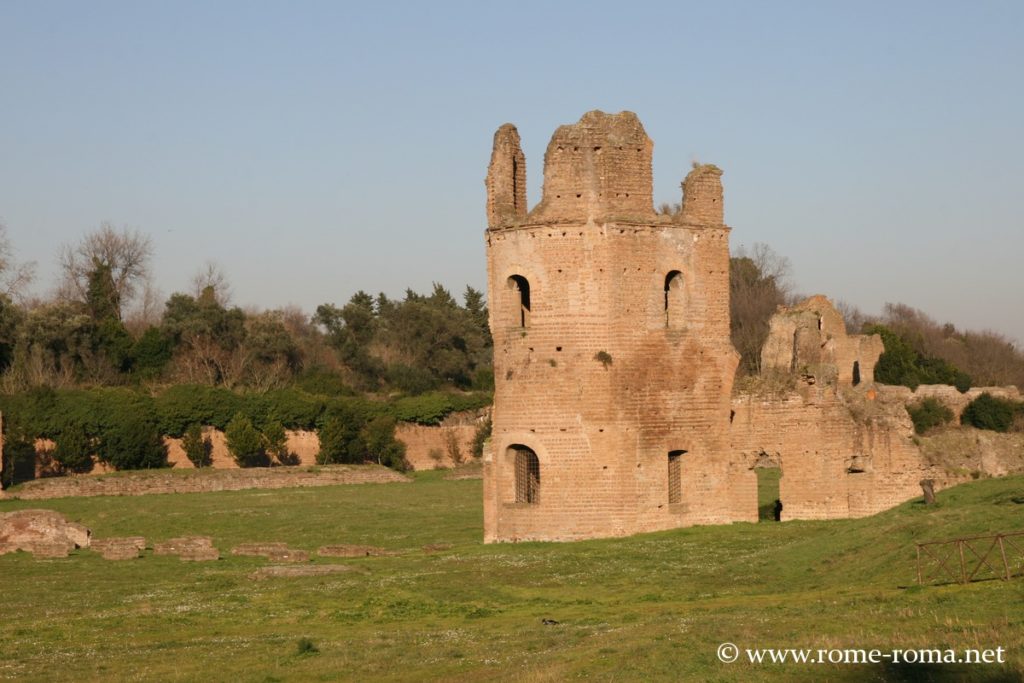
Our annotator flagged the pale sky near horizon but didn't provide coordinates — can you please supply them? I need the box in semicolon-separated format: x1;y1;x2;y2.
2;1;1022;343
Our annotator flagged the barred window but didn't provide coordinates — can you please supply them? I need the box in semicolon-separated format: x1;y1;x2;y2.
511;445;540;504
668;450;686;504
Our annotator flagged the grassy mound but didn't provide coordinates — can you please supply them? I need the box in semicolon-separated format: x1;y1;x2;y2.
1;471;1021;681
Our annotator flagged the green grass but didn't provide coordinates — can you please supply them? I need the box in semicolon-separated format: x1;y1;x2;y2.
756;467;781;521
1;470;1023;681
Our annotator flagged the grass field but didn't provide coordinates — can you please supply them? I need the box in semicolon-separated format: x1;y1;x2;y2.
1;471;1023;682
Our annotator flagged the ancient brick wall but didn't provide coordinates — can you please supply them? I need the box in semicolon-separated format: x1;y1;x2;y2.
483;112;754;542
395;411;484;470
729;384;942;520
761;295;884;386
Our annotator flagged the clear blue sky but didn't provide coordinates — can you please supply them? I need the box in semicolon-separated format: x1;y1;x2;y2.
2;1;1022;342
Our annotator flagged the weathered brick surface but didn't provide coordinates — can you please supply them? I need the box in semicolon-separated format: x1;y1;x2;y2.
232;542;291;557
155;536;220;561
265;548;309;563
91;537;145;560
0;509;91;556
761;295;884;386
395;410;487;470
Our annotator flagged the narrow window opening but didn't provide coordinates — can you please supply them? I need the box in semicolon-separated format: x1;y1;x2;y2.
508;275;531;328
667;450;685;504
664;270;684;328
852;361;861;386
511;445;540;504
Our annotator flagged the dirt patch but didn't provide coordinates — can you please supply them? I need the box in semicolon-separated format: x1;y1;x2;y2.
317;544;393;558
91;537;146;560
2;464;410;501
249;565;353;580
444;462;482;480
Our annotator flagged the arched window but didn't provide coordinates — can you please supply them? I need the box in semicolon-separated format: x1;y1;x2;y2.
510;444;540;504
664;271;684;328
508;275;531;328
667;450;686;504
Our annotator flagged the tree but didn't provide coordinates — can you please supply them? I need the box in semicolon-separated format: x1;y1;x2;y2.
54;421;95;473
262;420;296;465
59;223;153;319
190;261;232;307
98;413;168;470
360;415;407;470
225;412;266;467
730;243;793;376
0;221;36;301
181;423;212;467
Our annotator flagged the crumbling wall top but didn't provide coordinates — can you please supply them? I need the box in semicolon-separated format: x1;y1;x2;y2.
527;110;655;223
681;163;724;227
486;123;527;228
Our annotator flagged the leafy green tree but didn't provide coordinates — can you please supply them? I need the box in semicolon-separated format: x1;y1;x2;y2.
262;420;296;465
225;412;266;467
131;326;173;377
98;413;168;470
868;324;972;391
181;423;212;467
729;244;792;376
54;421;95;473
359;415;406;470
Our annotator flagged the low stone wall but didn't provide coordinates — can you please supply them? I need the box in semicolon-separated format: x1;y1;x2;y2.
1;464;409;501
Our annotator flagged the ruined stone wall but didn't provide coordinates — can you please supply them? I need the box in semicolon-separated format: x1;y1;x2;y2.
165;428;321;469
761;295;883;386
484;112;754;542
395;411;484;470
730;385;939;519
526;111;655;224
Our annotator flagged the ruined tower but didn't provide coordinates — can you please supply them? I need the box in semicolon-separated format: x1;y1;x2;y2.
482;111;757;542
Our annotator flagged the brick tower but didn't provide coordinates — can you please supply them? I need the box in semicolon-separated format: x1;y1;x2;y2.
482;111;757;542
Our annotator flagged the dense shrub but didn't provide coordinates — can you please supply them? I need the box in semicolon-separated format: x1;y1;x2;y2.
906;398;954;435
961;393;1020;433
53;422;96;473
360;416;407;470
248;389;325;431
225;413;267;467
390;391;491;425
156;384;245;437
181;423;212;467
316;405;365;464
98;413;168;470
868;325;971;391
294;367;354;397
